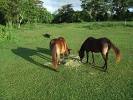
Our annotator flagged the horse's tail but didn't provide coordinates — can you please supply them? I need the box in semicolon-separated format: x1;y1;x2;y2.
51;45;58;69
110;41;121;63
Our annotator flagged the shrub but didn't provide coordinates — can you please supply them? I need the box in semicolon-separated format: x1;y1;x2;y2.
0;26;11;42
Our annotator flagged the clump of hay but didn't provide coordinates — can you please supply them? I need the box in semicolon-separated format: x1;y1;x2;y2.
64;59;81;68
64;55;81;68
44;54;81;69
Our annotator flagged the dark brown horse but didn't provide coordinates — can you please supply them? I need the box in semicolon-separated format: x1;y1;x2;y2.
79;37;121;71
50;37;71;70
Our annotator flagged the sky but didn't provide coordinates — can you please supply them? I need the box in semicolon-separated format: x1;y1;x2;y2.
129;8;133;12
42;0;133;13
42;0;82;13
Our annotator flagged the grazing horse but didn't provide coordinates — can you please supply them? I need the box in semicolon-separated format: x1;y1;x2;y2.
79;37;121;71
50;37;71;70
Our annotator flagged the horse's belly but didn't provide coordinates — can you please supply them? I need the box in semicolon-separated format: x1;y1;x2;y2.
90;48;100;53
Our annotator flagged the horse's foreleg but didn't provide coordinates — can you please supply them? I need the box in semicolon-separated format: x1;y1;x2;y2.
92;52;95;64
86;51;89;63
62;53;65;60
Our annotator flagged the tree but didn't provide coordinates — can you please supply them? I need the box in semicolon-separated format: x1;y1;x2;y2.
0;1;6;25
80;0;111;21
21;0;44;23
37;7;53;23
73;11;82;22
127;0;133;7
0;0;20;27
53;4;75;23
112;0;128;20
0;0;53;27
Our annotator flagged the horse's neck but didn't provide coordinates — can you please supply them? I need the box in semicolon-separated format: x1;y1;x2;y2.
81;41;87;50
80;45;85;53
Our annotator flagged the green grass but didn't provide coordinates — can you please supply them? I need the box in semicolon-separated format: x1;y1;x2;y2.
0;22;133;100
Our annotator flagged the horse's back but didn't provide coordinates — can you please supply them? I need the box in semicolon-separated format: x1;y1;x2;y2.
98;37;111;48
56;40;66;54
83;37;100;52
82;37;111;52
50;37;68;54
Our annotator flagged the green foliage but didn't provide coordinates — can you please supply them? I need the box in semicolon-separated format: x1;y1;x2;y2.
53;4;83;23
127;0;133;6
53;4;75;23
80;0;110;21
112;0;128;20
73;11;82;22
0;0;53;27
80;0;132;21
0;0;133;25
37;8;53;23
0;25;11;42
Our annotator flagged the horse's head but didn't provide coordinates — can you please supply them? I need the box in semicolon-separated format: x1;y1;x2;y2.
78;50;84;62
68;48;72;55
65;48;72;56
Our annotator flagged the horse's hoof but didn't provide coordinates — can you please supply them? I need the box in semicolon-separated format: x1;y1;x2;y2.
103;67;107;72
103;69;106;72
58;62;60;65
84;62;88;64
90;63;95;67
53;68;59;72
88;62;91;64
55;69;59;72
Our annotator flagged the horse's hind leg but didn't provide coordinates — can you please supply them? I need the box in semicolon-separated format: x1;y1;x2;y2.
57;54;61;65
52;58;58;71
106;52;108;68
101;44;109;71
101;53;108;71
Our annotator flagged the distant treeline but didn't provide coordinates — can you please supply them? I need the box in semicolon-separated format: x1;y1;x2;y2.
0;0;133;27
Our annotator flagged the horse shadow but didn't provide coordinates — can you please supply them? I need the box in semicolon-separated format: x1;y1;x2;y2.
90;63;106;72
11;47;55;71
36;47;51;56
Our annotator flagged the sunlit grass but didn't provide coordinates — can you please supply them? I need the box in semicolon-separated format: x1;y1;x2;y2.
0;22;133;100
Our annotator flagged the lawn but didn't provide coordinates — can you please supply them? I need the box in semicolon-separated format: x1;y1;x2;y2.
0;22;133;100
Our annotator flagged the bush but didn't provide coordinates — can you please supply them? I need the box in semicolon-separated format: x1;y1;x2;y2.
0;26;11;42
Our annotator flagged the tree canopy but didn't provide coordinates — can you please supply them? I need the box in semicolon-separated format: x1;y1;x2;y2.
0;0;53;27
0;0;133;26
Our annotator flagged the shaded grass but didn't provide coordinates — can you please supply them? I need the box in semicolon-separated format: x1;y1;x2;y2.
0;22;133;100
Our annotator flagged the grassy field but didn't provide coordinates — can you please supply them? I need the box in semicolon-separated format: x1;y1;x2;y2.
0;22;133;100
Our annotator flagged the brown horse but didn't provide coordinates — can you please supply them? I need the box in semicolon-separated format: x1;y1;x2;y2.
79;37;121;71
50;37;71;70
